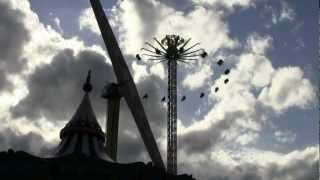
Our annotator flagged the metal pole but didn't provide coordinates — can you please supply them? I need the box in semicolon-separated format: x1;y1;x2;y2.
106;97;120;161
167;59;177;175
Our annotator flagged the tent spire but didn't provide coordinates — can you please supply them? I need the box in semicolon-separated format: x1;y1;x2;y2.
82;70;92;93
54;70;112;161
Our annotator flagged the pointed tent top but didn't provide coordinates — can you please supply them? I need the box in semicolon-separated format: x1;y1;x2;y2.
60;70;104;141
55;70;112;161
60;94;105;140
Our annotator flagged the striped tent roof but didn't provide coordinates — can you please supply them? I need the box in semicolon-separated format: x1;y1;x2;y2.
55;71;112;161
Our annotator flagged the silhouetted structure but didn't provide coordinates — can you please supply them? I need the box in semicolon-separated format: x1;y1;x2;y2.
56;71;111;161
101;82;121;161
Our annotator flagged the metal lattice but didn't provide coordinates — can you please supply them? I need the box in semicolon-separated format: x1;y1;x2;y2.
167;59;177;174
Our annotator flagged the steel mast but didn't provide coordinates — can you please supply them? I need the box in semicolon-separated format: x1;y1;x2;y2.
167;51;177;175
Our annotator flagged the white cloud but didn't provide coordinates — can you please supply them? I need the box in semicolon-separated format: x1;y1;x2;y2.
236;34;274;88
81;0;237;55
149;63;166;80
132;61;149;82
79;7;100;34
258;67;315;112
182;64;213;90
153;6;237;54
16;3;109;71
12;1;109;75
234;130;259;145
192;0;255;10
53;17;63;34
237;53;274;88
181;35;274;141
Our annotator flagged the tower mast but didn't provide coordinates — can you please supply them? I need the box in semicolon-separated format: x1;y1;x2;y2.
167;58;177;174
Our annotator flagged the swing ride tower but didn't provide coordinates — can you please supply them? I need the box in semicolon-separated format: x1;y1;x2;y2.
141;35;207;175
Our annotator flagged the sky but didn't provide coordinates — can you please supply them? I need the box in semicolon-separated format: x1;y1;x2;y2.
0;0;318;179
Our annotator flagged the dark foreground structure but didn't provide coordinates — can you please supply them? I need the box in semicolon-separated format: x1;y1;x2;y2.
0;150;194;180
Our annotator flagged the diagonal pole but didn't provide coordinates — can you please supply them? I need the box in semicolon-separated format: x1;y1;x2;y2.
90;0;165;168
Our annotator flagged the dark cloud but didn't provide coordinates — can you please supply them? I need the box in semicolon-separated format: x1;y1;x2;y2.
11;49;115;121
0;70;13;91
117;131;147;162
178;99;277;155
0;0;29;71
241;173;262;180
135;75;167;136
0;127;53;156
116;75;167;163
265;158;318;180
9;47;167;163
0;0;30;90
178;111;246;154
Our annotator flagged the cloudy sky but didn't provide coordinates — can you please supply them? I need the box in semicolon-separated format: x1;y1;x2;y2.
0;0;318;179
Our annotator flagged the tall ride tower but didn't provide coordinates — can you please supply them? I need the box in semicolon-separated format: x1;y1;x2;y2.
140;35;207;175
